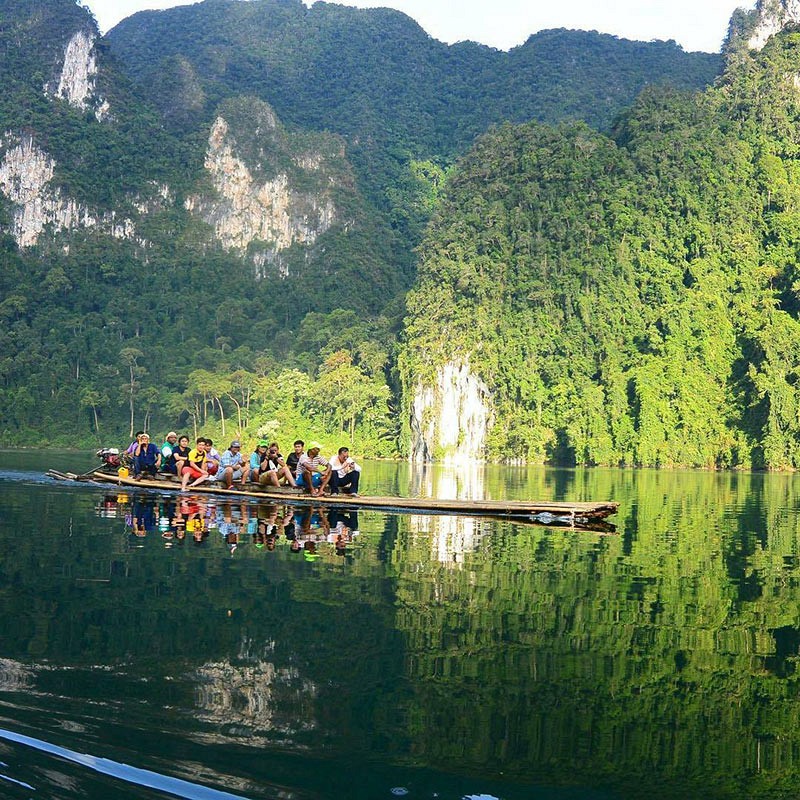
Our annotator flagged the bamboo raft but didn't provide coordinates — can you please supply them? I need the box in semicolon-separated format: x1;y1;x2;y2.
46;468;619;527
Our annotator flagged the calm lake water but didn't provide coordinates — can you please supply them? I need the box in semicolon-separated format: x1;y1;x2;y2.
1;451;800;799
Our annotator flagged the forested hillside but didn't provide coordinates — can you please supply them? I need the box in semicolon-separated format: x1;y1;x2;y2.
401;23;800;468
107;0;721;214
0;0;729;457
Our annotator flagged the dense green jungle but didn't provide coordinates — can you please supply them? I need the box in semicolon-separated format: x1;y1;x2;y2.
401;16;800;469
3;0;799;470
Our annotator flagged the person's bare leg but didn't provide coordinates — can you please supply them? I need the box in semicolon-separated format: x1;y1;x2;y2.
259;471;279;488
281;465;296;487
319;471;332;495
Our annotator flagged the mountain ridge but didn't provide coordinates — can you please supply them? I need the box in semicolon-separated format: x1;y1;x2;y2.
0;0;739;455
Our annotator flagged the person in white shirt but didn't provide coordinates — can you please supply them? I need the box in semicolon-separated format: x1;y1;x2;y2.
329;447;361;496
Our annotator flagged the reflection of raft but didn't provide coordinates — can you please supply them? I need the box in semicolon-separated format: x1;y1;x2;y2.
46;469;619;527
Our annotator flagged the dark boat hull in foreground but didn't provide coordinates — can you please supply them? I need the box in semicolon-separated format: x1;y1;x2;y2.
46;468;620;528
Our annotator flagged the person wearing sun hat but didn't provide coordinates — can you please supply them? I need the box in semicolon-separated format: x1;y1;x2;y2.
160;431;178;470
295;441;331;496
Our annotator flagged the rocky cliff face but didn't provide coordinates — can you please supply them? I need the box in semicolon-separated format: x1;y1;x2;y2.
45;29;109;121
410;361;493;463
748;0;800;49
185;106;341;277
0;134;139;248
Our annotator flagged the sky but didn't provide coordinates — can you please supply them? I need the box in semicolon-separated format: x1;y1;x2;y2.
82;0;752;53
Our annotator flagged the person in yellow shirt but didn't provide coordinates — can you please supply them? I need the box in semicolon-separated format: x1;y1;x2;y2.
181;438;209;490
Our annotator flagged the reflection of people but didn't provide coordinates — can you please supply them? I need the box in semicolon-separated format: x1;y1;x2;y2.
286;532;301;552
131;498;157;536
328;508;359;533
299;506;329;539
303;540;322;561
329;447;361;495
179;496;208;544
328;508;359;554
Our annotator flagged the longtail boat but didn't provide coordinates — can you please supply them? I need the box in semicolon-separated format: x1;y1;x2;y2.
45;466;619;529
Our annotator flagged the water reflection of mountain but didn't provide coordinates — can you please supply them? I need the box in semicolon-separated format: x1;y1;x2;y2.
193;653;318;743
5;470;800;796
409;465;487;566
0;658;34;690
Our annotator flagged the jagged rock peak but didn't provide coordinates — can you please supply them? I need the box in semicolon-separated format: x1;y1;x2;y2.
749;0;800;50
45;28;109;120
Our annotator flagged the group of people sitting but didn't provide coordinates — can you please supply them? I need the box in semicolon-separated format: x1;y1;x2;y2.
126;432;361;497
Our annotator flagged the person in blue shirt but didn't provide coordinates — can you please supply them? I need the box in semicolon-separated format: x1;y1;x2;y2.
217;440;247;489
133;433;161;479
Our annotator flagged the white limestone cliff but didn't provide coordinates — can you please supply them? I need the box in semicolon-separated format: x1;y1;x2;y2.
0;134;137;248
185;117;337;273
410;360;493;464
46;30;109;121
749;0;800;50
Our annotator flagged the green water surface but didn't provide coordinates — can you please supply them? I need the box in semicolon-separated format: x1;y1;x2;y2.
0;453;798;799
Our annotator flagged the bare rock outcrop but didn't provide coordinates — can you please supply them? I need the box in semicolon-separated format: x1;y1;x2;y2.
0;134;137;248
410;361;493;463
185;106;341;276
748;0;800;50
45;30;109;121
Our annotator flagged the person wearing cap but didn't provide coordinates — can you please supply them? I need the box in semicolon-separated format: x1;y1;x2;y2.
160;432;178;472
295;441;331;497
218;440;247;489
249;440;270;483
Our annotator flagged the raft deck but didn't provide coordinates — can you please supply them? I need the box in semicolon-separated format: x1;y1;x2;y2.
49;470;620;524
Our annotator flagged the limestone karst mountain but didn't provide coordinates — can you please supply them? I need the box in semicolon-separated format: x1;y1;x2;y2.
0;0;748;454
399;0;800;467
